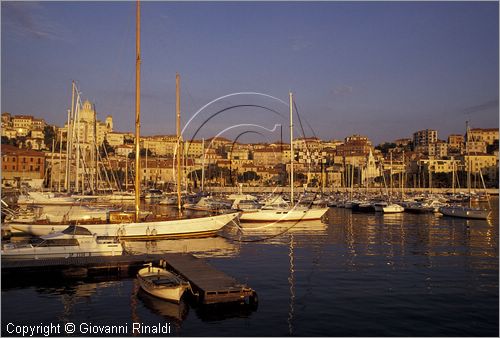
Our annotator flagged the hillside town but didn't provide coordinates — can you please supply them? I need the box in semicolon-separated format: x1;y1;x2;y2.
1;103;499;192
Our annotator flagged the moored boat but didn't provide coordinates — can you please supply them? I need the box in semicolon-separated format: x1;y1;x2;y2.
1;225;123;260
239;207;327;222
382;203;404;213
137;263;191;303
9;211;240;238
438;205;491;220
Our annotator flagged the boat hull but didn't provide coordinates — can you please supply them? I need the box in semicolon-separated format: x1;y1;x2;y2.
438;206;490;220
239;208;328;222
1;242;122;261
137;267;189;303
10;212;239;238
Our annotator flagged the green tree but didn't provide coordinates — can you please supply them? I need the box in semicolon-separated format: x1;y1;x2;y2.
43;126;56;150
100;138;115;157
238;171;260;182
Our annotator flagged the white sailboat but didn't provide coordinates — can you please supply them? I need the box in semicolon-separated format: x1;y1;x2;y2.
239;93;328;223
9;1;238;239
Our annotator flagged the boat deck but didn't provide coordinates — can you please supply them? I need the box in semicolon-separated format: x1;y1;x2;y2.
1;253;257;305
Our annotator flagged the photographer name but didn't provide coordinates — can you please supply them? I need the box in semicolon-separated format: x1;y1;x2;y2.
5;322;171;336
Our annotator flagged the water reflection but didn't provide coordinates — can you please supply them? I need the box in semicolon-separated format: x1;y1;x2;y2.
224;219;328;246
136;289;189;324
122;236;240;258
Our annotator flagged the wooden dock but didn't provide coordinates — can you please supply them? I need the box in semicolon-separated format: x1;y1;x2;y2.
159;253;257;305
1;253;257;305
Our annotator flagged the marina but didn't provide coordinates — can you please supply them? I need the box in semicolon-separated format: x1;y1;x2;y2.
1;0;499;336
1;199;498;336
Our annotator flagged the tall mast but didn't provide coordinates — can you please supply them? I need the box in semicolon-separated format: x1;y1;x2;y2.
176;73;182;212
289;92;294;205
65;81;75;191
201;138;205;192
134;0;141;221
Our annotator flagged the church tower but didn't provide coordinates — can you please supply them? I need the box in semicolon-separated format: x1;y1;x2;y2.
105;115;113;132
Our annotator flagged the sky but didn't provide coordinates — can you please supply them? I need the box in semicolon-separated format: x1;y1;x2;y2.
1;1;499;145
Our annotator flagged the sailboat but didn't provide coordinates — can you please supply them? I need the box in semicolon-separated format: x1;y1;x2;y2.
10;1;238;238
239;93;328;223
439;121;491;220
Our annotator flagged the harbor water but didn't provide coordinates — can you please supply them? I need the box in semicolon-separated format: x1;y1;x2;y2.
2;199;498;336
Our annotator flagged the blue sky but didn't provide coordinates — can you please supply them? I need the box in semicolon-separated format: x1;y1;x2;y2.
1;1;498;145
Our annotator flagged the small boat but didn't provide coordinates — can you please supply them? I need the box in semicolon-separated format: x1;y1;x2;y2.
438;205;491;220
373;202;388;212
1;225;123;260
159;194;178;205
137;263;191;303
17;191;78;206
382;203;404;213
184;197;232;212
143;189;164;200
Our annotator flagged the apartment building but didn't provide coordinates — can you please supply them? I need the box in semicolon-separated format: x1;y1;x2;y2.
468;128;499;145
448;134;464;153
1;144;45;183
413;129;437;147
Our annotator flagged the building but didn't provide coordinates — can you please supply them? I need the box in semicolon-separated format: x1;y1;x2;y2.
12;115;34;129
106;132;127;147
253;146;283;167
1;144;45;185
448;134;464;153
413;129;437;147
63;100;112;149
468;128;499;146
335;135;373;157
462;154;498;176
115;144;134;157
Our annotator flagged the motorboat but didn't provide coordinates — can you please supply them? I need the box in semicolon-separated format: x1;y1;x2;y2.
6;205;112;224
17;191;78;206
382;203;404;213
137;263;191;303
438;205;491;220
227;193;261;212
159;194;178;205
143;189;164;200
183;197;232;212
0;225;123;260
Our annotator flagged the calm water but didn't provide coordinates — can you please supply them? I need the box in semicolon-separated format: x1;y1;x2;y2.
2;199;498;336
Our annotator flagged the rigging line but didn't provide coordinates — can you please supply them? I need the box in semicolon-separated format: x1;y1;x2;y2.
218;216;321;243
293;100;312;167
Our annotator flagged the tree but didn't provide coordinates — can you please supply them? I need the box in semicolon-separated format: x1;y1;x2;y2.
43;126;56;150
238;171;260;182
100;138;115;157
127;148;152;159
375;142;397;155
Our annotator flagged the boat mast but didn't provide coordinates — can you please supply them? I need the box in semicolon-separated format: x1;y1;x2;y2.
65;81;75;192
176;73;182;212
201;138;205;192
289;92;294;206
134;0;141;221
466;120;471;208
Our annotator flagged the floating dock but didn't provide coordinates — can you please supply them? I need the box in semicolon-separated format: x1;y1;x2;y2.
159;253;256;305
1;253;257;305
